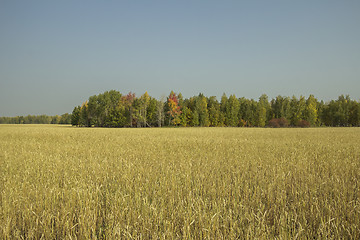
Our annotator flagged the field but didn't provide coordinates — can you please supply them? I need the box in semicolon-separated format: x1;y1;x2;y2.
0;125;359;239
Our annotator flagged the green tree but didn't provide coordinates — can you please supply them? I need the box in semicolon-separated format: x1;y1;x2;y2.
146;97;158;127
271;95;291;120
304;95;318;126
190;109;199;126
178;93;184;109
196;94;209;127
349;100;360;126
207;96;221;127
327;95;351;126
87;95;100;126
60;113;72;124
179;106;191;127
156;97;165;127
106;107;127;127
289;96;306;126
256;94;270;127
71;107;80;126
103;90;123;127
135;92;151;127
79;101;90;127
319;102;331;126
256;103;266;127
220;93;228;115
51;115;61;124
225;95;240;127
238;97;250;126
67;91;360;128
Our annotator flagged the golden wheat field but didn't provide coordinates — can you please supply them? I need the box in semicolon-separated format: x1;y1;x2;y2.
0;125;359;239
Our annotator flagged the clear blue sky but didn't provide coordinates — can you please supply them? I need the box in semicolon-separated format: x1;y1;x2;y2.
1;0;359;116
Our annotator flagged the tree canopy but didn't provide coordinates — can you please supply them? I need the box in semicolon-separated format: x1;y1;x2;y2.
70;91;360;128
0;113;71;125
1;91;358;127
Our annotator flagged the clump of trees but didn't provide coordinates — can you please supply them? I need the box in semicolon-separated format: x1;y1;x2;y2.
0;113;71;124
71;90;360;128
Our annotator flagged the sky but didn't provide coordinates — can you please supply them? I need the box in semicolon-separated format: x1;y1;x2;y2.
0;0;359;116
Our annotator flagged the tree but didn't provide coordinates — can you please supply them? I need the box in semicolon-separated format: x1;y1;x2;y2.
120;92;136;127
271;95;291;121
225;95;240;127
320;102;331;126
220;93;228;115
322;95;351;127
349;100;360;126
60;113;72;124
87;95;100;126
256;103;267;127
179;106;191;127
106;107;127;127
207;96;221;127
139;92;150;127
178;93;184;110
256;94;270;127
336;95;351;126
65;90;359;128
85;90;123;127
196;94;209;127
289;95;306;126
304;95;318;126
103;90;123;127
156;97;165;127
166;91;181;126
146;97;158;127
190;109;199;126
238;97;251;127
79;101;90;127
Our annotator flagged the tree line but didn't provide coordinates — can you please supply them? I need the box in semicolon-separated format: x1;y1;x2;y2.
0;113;71;125
71;90;360;128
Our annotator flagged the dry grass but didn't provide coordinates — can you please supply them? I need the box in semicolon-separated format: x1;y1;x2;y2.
1;125;359;239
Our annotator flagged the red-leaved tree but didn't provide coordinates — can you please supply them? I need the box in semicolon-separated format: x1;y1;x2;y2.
167;91;181;126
